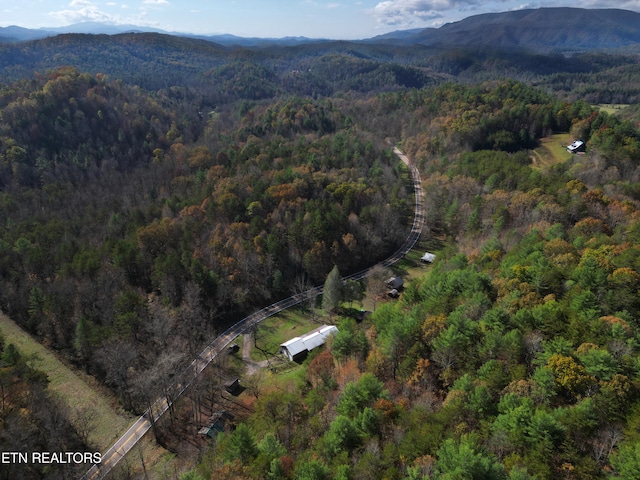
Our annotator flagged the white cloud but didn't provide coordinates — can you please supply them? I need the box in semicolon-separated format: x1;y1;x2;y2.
48;0;158;27
303;0;345;8
555;0;640;7
370;1;640;32
69;0;92;6
371;0;608;29
371;0;454;28
50;1;116;24
143;0;169;4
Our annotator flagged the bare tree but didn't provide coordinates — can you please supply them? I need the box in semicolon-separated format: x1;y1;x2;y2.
95;339;138;410
137;444;149;480
523;331;544;372
72;405;98;447
365;265;388;312
244;369;265;399
147;296;174;349
591;424;624;464
292;273;316;312
152;351;185;424
177;282;208;358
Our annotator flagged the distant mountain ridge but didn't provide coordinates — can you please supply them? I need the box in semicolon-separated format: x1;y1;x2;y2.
0;22;325;47
3;7;640;50
370;8;640;51
0;25;55;43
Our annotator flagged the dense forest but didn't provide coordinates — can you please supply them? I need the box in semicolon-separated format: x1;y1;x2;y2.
1;21;640;480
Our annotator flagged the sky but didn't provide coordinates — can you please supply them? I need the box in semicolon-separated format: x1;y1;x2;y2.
2;0;640;40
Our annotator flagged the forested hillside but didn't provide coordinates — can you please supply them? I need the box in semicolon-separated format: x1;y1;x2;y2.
181;82;640;480
2;32;640;103
0;67;412;414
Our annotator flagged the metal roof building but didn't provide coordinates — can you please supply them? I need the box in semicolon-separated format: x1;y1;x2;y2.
421;252;436;263
280;325;338;361
567;140;585;153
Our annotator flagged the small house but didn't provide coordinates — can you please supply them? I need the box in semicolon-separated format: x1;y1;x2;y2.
280;325;338;361
228;343;240;354
567;140;585;154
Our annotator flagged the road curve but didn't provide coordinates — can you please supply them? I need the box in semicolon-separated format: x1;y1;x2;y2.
80;147;424;480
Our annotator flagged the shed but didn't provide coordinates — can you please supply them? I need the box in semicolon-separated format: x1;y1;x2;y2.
421;252;436;263
224;377;240;394
198;411;234;438
280;324;338;361
385;276;404;289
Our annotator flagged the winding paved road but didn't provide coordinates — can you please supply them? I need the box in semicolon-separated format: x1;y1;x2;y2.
80;147;424;480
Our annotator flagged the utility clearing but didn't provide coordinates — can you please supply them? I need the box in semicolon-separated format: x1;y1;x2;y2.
0;313;134;452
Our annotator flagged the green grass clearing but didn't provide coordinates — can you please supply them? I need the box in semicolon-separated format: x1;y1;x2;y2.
0;313;135;451
392;234;442;283
531;133;573;169
251;308;324;362
597;104;630;115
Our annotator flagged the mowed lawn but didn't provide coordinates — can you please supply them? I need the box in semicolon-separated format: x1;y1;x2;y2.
251;308;322;362
531;133;573;169
0;313;135;451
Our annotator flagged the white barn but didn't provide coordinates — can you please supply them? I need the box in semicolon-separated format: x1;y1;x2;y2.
280;325;338;361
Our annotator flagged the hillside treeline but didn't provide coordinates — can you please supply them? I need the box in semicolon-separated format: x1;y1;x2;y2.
3;34;640;104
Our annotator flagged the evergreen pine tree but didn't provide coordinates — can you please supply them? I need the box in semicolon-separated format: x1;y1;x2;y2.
322;265;342;314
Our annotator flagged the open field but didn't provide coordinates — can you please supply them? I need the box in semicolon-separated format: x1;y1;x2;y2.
531;133;573;169
597;103;630;115
0;313;134;451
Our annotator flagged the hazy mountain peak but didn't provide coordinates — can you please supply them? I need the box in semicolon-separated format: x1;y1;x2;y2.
409;7;640;51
